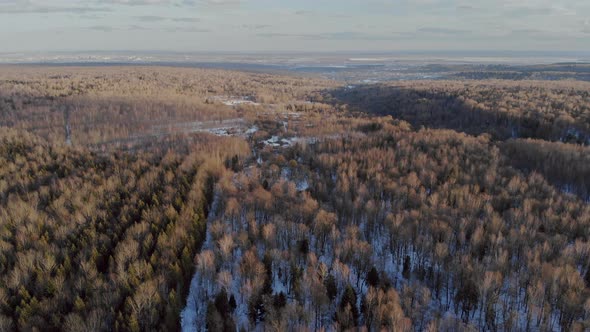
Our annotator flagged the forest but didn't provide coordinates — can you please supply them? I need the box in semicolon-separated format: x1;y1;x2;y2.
0;66;589;331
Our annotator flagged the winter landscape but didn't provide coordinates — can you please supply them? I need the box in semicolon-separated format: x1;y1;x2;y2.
1;0;590;331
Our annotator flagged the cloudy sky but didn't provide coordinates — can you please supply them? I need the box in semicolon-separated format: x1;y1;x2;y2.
1;0;589;53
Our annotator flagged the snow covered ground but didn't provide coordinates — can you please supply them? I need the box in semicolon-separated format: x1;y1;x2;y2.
180;190;223;332
178;118;558;331
209;95;259;107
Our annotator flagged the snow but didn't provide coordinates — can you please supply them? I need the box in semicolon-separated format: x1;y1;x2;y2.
150;118;247;138
180;269;207;332
280;167;291;179
180;177;523;331
296;179;309;191
211;95;259;107
245;126;259;135
204;128;229;136
181;191;224;332
272;272;289;296
263;135;304;147
180;131;561;331
222;100;259;106
264;136;319;147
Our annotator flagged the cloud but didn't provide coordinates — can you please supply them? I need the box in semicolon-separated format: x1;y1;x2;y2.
86;24;149;31
257;31;396;41
457;5;475;11
0;1;111;14
256;33;291;38
135;15;168;22
416;27;470;35
457;0;585;17
506;29;565;40
182;0;240;5
87;25;114;32
128;24;149;30
294;10;312;16
164;26;211;32
200;0;240;4
240;24;272;30
291;9;348;19
79;14;106;19
134;15;200;23
257;28;476;42
1;0;588;53
171;17;200;23
98;0;174;5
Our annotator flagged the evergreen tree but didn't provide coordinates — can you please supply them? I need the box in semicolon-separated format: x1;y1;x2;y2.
455;278;479;322
248;293;265;324
299;239;309;256
325;274;338;302
402;255;411;280
229;294;237;312
262;253;273;295
214;288;230;317
337;284;359;327
206;302;224;332
273;292;287;308
367;267;380;287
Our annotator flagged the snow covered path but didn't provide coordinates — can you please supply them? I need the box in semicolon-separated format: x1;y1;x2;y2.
180;190;223;332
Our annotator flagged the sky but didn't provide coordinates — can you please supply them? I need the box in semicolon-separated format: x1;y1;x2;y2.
0;0;589;53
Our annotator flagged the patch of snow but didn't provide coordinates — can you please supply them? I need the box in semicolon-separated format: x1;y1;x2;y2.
263;136;284;147
205;128;229;136
296;179;309;191
222;100;259;106
280;167;292;179
211;95;260;107
245;126;259;135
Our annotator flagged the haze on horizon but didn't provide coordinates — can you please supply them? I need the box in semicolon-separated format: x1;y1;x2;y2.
0;0;589;54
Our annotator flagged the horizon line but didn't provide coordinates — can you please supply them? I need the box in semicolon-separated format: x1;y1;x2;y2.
2;49;590;56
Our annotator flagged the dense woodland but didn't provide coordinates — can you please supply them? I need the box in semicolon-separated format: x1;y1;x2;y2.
0;128;249;330
330;81;590;200
434;63;590;82
0;66;589;331
0;66;334;146
331;81;590;144
186;116;590;331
